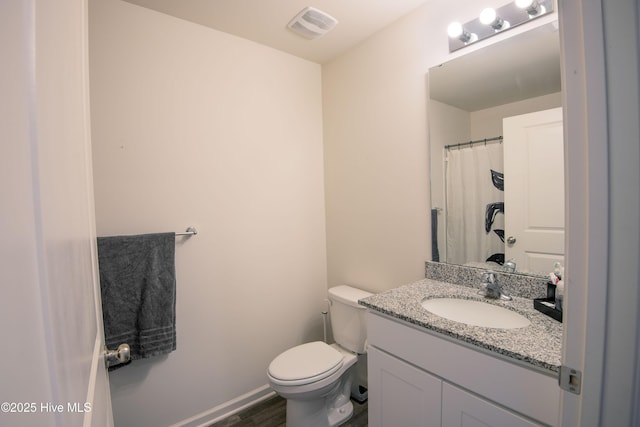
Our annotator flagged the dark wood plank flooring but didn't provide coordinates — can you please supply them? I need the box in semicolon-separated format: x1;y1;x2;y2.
208;395;368;427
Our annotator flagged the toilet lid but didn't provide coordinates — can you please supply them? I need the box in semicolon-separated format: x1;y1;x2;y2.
268;342;343;383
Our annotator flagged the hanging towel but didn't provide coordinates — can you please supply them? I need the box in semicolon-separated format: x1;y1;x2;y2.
97;232;176;366
431;209;440;262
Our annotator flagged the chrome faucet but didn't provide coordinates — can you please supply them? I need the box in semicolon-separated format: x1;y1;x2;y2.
504;259;517;273
480;271;512;300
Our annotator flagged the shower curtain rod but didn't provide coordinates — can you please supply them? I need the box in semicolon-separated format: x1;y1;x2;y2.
445;135;503;150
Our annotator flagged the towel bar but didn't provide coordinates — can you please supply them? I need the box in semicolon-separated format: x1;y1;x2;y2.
176;227;197;236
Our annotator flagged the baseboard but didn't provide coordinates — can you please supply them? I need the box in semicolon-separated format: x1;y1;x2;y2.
169;384;276;427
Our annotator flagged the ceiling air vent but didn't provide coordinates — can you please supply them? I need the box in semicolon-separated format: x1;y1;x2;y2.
287;6;338;39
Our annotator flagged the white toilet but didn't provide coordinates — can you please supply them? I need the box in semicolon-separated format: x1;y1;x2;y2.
267;285;372;427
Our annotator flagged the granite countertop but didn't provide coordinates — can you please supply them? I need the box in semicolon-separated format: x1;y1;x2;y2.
359;278;563;373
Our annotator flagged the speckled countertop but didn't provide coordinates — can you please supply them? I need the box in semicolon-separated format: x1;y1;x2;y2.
359;278;563;373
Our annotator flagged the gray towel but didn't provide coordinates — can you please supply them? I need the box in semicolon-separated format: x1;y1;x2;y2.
431;209;440;262
97;232;176;364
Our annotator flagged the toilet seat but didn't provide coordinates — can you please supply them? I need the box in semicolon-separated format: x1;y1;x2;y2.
268;341;344;386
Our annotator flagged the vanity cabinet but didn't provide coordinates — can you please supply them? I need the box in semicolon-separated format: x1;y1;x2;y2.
367;312;560;427
441;383;541;427
368;346;442;427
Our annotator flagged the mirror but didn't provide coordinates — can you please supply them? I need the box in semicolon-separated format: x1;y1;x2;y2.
429;23;563;276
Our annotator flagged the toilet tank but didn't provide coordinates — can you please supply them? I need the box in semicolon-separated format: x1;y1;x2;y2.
328;285;372;354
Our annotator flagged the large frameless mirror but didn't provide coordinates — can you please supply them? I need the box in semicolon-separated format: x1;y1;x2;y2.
429;22;564;276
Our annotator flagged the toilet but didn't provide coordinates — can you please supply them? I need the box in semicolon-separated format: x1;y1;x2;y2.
267;285;372;427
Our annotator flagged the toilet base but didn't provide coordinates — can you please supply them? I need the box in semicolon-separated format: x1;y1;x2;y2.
286;395;353;427
328;400;354;427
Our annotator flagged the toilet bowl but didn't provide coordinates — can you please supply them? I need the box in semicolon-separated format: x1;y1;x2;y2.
267;285;372;427
268;342;357;426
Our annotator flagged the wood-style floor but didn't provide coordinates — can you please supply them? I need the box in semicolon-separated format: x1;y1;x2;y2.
208;395;368;427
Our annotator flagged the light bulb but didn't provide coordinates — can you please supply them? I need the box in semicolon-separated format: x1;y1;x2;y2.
447;22;463;38
447;22;476;43
479;8;497;25
516;0;545;16
515;0;533;8
479;7;508;30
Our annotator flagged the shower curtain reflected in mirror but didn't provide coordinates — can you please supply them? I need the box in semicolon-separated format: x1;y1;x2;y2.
446;142;505;267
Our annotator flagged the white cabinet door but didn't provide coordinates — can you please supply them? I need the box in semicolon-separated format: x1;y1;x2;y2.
442;383;541;427
368;346;442;427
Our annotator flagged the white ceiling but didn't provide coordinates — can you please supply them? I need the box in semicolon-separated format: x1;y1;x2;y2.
123;0;430;64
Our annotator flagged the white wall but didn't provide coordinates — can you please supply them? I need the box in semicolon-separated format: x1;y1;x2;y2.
321;4;433;294
89;1;327;425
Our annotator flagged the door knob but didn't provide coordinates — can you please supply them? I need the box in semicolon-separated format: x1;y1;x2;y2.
105;343;131;368
507;236;517;245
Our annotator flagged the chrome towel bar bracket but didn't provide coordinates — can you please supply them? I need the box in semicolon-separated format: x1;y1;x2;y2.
176;227;198;237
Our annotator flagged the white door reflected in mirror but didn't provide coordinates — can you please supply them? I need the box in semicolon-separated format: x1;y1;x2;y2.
503;107;565;273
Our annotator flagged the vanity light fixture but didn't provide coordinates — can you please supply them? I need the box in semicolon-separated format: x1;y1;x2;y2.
446;0;553;52
515;0;546;17
479;8;510;31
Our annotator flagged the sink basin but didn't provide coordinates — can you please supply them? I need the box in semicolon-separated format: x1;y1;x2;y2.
421;298;531;329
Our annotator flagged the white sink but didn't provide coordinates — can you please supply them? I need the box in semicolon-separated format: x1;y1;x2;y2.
421;297;531;329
